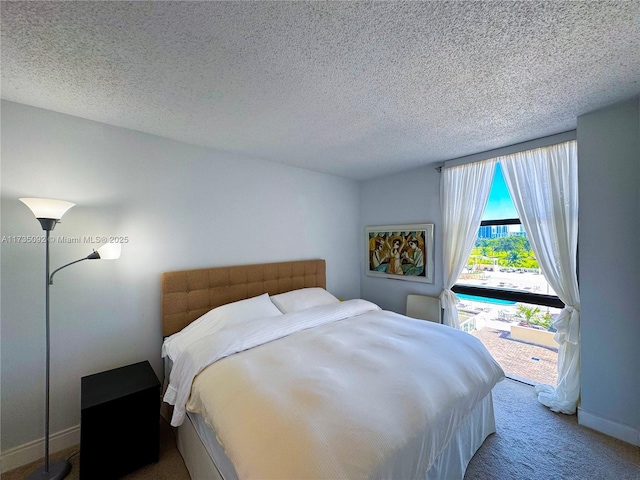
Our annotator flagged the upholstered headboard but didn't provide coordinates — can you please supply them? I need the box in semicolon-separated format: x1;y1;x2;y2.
161;259;326;336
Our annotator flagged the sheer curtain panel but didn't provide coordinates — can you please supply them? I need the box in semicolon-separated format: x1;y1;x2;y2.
440;159;496;328
500;140;580;414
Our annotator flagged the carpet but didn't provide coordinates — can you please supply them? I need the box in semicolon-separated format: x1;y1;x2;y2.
465;378;640;479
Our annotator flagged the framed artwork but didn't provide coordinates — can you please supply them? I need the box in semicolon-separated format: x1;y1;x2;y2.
366;223;434;283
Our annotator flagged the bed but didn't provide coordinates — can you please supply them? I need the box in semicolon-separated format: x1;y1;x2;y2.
161;259;504;480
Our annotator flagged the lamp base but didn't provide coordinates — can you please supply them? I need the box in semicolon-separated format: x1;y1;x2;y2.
26;460;71;480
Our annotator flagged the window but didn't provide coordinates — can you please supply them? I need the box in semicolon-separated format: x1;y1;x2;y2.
452;163;563;310
453;163;564;386
442;137;579;392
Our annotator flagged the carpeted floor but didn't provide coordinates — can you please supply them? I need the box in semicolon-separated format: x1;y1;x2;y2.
465;379;640;479
6;379;639;479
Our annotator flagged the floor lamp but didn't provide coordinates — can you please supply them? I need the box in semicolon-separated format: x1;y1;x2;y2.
20;198;122;480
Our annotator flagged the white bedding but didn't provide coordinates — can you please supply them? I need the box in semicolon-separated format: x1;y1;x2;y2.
163;299;504;479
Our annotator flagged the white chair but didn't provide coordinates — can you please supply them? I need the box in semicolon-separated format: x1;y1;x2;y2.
406;294;442;323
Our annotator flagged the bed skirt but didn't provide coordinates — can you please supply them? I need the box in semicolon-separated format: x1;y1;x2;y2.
175;390;497;480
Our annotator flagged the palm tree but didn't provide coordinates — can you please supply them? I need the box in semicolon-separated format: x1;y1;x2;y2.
515;304;541;326
506;250;521;266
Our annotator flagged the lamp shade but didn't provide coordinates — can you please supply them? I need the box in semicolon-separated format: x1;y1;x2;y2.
19;198;75;220
96;242;121;260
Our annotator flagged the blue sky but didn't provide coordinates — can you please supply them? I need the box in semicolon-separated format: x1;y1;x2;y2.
483;163;518;220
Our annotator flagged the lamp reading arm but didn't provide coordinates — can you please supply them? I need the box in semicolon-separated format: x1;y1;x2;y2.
48;255;93;285
48;243;120;284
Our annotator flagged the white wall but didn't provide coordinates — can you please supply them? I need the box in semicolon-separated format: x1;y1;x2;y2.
360;165;442;314
0;100;361;452
577;97;640;444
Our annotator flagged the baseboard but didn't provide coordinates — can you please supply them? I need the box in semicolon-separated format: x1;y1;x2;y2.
0;424;80;474
578;407;640;446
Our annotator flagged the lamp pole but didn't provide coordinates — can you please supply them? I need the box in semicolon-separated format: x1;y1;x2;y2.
44;228;51;475
27;223;73;480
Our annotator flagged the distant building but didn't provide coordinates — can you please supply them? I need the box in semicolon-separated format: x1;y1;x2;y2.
508;224;526;237
478;224;525;239
478;225;508;239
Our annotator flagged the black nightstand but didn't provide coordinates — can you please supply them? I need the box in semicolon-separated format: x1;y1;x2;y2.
80;361;160;479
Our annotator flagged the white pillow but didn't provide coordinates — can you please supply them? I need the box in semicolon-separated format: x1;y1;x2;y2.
270;287;340;314
162;293;282;360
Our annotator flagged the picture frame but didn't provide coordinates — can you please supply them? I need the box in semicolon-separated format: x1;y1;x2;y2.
365;223;434;284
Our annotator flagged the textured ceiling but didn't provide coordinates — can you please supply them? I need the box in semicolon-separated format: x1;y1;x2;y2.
1;1;638;180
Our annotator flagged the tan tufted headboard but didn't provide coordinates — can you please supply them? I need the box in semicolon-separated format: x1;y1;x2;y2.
161;259;326;336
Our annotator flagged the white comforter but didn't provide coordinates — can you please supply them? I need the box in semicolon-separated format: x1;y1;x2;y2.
164;299;504;479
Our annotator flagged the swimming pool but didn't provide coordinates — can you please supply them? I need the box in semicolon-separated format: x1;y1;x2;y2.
457;293;516;306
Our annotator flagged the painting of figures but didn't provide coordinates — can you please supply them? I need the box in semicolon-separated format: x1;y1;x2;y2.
366;224;434;283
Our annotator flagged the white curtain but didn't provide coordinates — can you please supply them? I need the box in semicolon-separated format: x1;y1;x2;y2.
500;140;580;414
440;159;496;328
